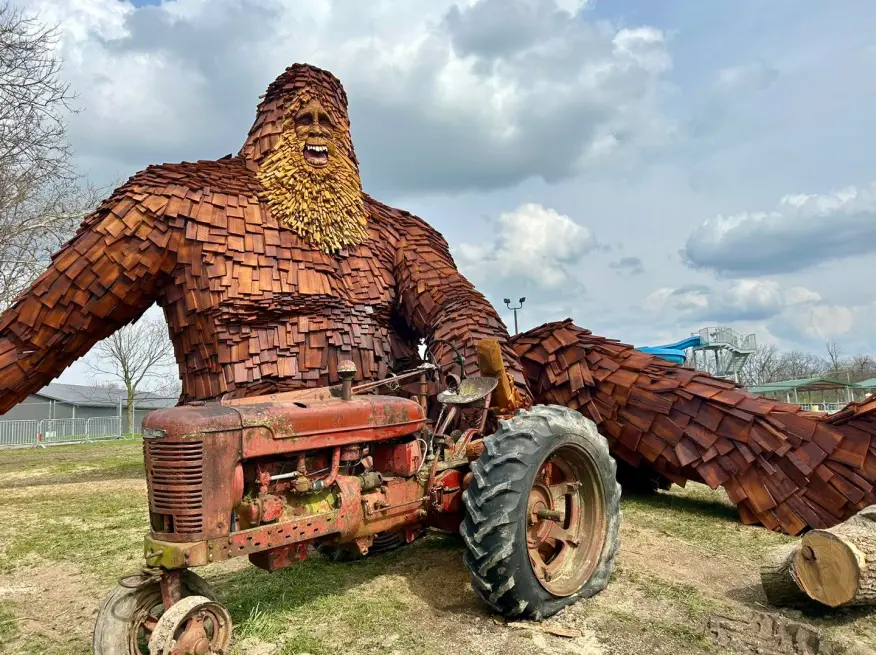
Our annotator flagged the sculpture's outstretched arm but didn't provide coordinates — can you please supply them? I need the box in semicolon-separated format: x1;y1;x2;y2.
513;319;876;534
391;213;528;391
0;183;180;414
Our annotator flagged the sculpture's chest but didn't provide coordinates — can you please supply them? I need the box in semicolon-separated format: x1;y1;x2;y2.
171;208;396;320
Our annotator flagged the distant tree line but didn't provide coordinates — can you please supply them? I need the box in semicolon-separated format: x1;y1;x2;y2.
736;339;875;388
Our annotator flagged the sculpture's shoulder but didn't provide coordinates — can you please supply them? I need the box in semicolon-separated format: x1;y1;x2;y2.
363;193;452;256
86;156;265;233
121;155;262;199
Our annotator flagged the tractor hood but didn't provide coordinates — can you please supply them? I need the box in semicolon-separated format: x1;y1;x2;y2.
143;394;427;457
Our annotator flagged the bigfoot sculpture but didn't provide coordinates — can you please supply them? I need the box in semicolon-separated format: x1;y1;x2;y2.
0;64;873;535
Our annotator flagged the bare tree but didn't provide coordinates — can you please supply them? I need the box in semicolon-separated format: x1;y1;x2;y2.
739;343;783;387
825;339;844;372
848;354;876;383
145;372;183;402
0;2;95;308
86;318;176;434
776;350;828;381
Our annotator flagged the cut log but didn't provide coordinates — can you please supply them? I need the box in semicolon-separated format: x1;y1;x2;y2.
760;543;809;607
794;505;876;607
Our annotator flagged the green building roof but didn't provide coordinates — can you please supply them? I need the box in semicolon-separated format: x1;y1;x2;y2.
747;376;855;394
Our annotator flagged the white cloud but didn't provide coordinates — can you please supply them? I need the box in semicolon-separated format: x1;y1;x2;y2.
797;305;854;339
28;0;672;193
612;27;672;74
609;256;644;275
641;278;867;353
645;279;804;323
784;286;822;306
683;182;876;275
456;202;596;290
766;302;857;349
644;285;710;314
714;62;778;94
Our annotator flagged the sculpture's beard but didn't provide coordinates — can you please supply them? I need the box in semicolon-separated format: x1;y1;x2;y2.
257;126;369;254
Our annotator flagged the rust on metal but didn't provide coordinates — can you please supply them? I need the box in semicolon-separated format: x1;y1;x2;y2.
159;570;183;609
338;360;356;401
249;542;308;571
372;440;423;477
526;448;605;597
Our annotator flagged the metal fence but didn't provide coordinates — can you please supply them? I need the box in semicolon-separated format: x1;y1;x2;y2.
0;420;39;447
697;327;757;353
0;417;124;448
799;403;847;414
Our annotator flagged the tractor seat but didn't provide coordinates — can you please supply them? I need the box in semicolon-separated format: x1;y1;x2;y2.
436;376;498;406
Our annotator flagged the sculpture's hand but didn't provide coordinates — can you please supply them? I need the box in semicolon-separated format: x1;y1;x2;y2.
388;210;528;393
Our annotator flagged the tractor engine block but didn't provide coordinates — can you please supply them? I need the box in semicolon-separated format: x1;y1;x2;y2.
141;391;434;570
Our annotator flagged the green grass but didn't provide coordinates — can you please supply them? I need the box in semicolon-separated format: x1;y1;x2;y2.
0;442;147;583
0;602;19;643
620;567;723;620
216;541;442;653
0;486;148;579
0;440;144;489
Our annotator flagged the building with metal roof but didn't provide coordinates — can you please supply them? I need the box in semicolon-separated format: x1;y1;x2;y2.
854;377;876;391
747;376;858;414
0;382;177;433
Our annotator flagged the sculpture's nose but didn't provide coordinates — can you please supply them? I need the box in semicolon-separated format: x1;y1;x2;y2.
310;109;327;137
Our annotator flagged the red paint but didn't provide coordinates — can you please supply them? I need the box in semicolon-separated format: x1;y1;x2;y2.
373;440;423;477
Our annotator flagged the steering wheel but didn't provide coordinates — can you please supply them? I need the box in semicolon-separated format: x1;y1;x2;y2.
424;338;466;382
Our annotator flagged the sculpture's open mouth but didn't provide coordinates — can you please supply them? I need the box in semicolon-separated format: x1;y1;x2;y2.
303;143;329;167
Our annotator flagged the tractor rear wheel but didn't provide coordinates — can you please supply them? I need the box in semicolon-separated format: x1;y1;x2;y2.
92;570;218;655
461;405;621;620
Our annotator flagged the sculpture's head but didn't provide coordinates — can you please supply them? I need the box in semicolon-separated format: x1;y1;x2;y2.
242;64;368;253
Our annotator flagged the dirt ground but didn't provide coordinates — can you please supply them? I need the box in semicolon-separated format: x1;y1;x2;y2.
0;442;873;655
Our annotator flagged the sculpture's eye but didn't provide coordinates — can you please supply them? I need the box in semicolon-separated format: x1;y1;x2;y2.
295;113;313;128
318;112;333;128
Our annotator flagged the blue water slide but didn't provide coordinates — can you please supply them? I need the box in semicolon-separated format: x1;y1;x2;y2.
636;335;703;365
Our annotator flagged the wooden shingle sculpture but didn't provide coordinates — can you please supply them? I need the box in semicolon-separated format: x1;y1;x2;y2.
0;63;873;534
0;64;525;406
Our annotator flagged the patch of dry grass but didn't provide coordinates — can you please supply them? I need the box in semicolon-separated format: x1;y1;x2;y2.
621;484;795;560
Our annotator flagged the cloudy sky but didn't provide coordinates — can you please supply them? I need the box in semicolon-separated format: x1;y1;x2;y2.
23;0;876;385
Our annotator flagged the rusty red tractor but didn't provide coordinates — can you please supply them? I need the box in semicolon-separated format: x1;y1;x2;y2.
94;340;621;654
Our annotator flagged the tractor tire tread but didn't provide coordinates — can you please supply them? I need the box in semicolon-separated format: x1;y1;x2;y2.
461;405;621;620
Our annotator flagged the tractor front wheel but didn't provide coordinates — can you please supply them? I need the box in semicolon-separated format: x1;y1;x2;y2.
461;405;621;620
92;570;223;655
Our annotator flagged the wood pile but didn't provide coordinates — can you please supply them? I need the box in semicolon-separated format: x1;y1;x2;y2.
761;505;876;608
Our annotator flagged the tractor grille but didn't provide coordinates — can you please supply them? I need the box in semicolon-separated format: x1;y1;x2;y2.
146;439;204;535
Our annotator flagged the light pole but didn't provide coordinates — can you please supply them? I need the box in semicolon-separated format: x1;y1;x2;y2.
504;297;526;335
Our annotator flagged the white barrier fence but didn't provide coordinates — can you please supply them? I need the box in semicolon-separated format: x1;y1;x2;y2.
0;417;124;448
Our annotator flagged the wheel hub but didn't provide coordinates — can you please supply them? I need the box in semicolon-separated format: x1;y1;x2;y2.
174;613;210;655
147;596;232;655
526;447;606;597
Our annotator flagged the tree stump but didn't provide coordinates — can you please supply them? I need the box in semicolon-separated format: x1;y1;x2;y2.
794;505;876;607
760;543;810;607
